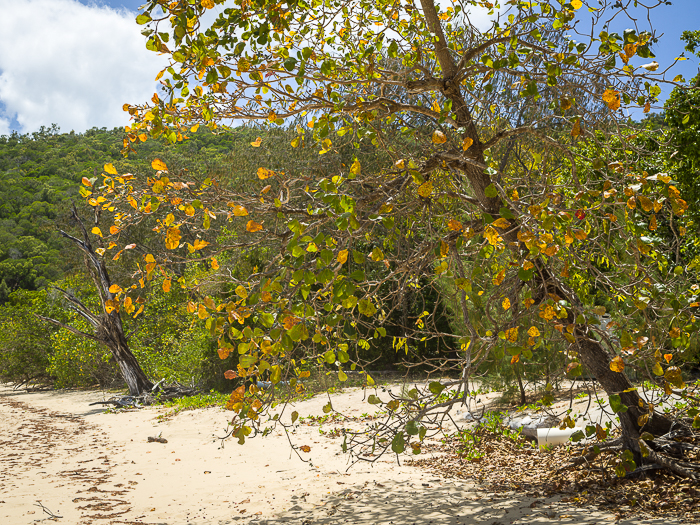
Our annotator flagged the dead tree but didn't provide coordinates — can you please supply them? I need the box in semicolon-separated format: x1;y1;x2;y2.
37;205;153;396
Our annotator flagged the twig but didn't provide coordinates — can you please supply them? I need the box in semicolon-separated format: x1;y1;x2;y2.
34;501;62;519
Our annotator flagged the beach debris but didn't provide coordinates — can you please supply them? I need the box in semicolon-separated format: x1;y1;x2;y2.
147;433;168;443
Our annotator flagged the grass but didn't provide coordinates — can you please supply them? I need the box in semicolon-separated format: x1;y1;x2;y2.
155;390;230;420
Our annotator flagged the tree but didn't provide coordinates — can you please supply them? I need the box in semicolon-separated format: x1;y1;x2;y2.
37;205;154;396
100;0;698;476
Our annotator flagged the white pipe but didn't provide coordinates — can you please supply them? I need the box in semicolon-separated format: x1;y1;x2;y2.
537;427;582;450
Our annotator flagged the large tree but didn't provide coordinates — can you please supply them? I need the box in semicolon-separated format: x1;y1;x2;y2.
97;0;698;476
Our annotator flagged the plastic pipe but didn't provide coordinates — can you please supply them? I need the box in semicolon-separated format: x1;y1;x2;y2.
537;427;582;450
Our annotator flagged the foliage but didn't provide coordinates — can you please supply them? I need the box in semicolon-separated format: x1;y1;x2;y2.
0;288;61;384
89;0;700;478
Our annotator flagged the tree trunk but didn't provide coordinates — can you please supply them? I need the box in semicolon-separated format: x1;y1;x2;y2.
38;204;153;397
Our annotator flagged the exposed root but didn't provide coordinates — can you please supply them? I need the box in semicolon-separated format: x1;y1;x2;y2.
89;381;199;408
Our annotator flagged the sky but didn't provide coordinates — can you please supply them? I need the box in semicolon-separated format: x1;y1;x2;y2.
0;0;698;137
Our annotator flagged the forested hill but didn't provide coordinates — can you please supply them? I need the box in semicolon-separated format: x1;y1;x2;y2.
0;124;254;300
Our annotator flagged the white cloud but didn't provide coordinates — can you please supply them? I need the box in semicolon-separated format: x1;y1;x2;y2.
0;0;169;135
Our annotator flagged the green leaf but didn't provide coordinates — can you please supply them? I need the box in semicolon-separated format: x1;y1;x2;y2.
291;411;299;424
284;57;298;71
338;370;348;382
518;268;534;281
406;420;419;436
324;350;336;364
239;355;257;367
386;399;400;411
367;394;381;405
323;401;332;414
136;13;152;24
484;184;498;198
609;394;628;414
358;298;376;316
428;382;445;396
391;432;405;454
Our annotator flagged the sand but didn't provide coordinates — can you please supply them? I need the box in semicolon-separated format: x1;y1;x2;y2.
0;383;680;525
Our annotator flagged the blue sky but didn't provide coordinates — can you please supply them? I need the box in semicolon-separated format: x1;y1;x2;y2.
0;0;698;136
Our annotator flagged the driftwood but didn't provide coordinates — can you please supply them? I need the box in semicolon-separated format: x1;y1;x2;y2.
89;381;200;408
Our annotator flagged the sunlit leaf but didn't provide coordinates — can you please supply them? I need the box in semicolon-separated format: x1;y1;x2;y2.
151;158;168;171
610;356;625;372
462;137;473;151
417;180;433;198
162;278;171;292
104;163;118;175
250;137;262;147
432;130;447;144
337;249;348;264
92;227;103;237
602;89;621;111
246;220;264;232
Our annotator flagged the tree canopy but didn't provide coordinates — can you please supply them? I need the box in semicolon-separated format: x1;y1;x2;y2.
85;0;700;478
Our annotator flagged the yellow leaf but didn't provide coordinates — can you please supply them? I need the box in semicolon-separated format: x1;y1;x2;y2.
185;204;195;216
109;225;120;235
484;226;502;246
492;218;510;229
570;118;582;137
123;296;135;314
560;97;572;110
162;278;171;292
235;285;248;299
524;298;534;308
511;354;520;364
610;356;625;373
602;89;621;111
198;304;209;319
432;130;447;144
528;326;540;337
638;195;653;212
431;99;441;113
447;219;463;231
104;163;118;175
649;214;657;231
257;167;272;179
152;158;168;171
502;297;511;310
211;258;219;269
627;196;636;209
641;61;659;71
440;240;449;258
246;220;263;232
230;204;248;216
109;284;121;293
337;249;348;264
571;0;582;9
505;327;518;342
462;137;474;151
165;227;181;249
350;158;361;176
92;227;103;237
250;137;262;147
417;180;433;198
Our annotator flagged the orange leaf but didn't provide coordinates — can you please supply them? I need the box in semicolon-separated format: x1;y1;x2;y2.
109;225;120;235
337;249;348;264
610;356;625;372
224;370;238;380
211;258;220;269
510;354;520;364
152;158;168;171
246;220;264;232
462;137;474;151
502;297;511;310
162;278;171;292
299;445;311;453
664;353;673;363
447;219;463;231
602;89;621;111
570;118;582;137
432;130;447;144
82;177;93;187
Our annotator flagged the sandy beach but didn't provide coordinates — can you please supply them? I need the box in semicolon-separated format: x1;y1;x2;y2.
0;383;682;525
